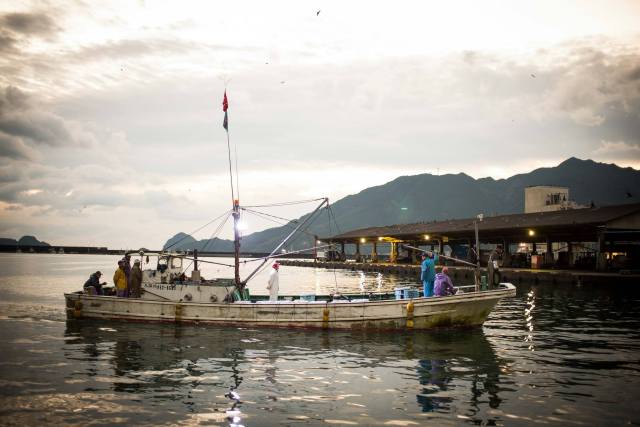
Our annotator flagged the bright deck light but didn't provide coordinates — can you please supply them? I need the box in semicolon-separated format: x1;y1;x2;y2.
360;238;366;243
424;234;430;240
528;229;535;236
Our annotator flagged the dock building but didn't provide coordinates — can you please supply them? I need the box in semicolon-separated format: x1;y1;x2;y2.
321;202;640;272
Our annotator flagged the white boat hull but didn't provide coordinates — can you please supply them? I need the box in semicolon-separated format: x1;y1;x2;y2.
65;284;516;330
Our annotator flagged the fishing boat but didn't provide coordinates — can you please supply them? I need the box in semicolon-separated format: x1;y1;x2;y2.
64;91;516;329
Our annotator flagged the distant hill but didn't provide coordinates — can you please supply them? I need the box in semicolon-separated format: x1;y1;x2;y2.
0;236;50;246
163;232;233;252
163;158;640;252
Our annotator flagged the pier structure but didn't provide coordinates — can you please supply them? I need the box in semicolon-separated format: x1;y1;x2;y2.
318;203;640;273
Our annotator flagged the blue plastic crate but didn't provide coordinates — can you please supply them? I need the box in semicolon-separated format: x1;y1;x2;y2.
394;287;419;300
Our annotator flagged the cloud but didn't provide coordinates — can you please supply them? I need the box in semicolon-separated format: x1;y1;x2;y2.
0;11;60;56
592;140;640;169
0;131;37;160
0;32;17;53
0;12;59;36
594;140;640;155
0;86;95;157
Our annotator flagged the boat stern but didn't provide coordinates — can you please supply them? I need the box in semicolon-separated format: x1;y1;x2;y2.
64;292;83;319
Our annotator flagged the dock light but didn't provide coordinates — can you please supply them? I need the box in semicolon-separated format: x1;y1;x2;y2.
360;238;366;243
424;234;430;240
528;229;535;237
378;237;383;241
317;240;322;245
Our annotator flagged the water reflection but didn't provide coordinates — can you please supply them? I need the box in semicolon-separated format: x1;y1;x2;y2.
524;289;536;351
61;322;504;425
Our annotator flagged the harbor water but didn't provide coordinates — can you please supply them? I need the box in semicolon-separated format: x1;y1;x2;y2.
0;253;639;426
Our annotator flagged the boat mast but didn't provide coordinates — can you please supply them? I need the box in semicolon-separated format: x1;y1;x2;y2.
222;90;241;287
233;198;241;286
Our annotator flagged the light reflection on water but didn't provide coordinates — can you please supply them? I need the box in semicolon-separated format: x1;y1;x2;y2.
0;254;639;426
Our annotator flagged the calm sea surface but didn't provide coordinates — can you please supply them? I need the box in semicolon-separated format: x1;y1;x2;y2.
0;253;639;426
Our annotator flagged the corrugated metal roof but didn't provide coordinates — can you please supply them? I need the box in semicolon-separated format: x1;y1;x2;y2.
326;202;640;241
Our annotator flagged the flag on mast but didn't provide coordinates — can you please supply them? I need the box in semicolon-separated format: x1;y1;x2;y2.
222;91;229;130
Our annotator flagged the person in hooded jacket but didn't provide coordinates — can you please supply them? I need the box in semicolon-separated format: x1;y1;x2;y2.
83;271;106;295
434;267;457;297
420;252;439;297
267;262;280;301
129;259;142;298
113;260;128;297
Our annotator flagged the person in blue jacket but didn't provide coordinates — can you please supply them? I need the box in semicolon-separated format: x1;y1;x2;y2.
421;252;439;297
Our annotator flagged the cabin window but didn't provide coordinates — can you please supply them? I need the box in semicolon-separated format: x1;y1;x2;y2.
171;257;182;269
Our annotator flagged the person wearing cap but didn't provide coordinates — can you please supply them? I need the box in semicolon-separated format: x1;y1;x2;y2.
420;251;439;297
266;261;280;301
83;271;106;295
433;267;457;297
121;254;132;281
487;245;504;289
129;259;143;298
113;260;128;297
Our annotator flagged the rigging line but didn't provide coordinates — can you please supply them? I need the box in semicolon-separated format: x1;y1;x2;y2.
164;209;232;251
180;260;194;275
225;115;235;205
327;206;339;293
201;213;232;253
242;208;299;225
242;208;321;240
234;137;240;203
241;244;333;263
242;198;328;284
328;205;343;235
242;198;327;208
181;257;235;268
323;203;340;293
402;244;477;267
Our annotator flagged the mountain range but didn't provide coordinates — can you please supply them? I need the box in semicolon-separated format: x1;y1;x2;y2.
0;236;50;247
163;157;640;252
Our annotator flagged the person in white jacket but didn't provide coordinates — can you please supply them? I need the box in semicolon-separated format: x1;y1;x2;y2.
267;262;280;301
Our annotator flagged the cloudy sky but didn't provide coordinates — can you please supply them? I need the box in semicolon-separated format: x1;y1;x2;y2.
1;0;639;248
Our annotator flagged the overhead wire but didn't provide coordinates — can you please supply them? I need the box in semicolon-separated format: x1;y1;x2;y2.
164;209;233;251
242;208;319;240
242;198;327;208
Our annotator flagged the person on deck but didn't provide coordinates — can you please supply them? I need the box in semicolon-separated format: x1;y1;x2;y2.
267;262;280;301
434;267;457;297
421;252;439;297
129;260;142;298
83;271;106;295
487;245;504;289
467;245;478;265
121;254;132;282
113;260;128;297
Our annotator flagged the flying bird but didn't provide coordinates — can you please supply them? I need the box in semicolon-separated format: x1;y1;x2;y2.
280;81;286;84
626;191;633;198
530;73;536;78
316;10;321;16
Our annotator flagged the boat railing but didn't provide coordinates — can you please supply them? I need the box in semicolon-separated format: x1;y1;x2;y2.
454;285;477;293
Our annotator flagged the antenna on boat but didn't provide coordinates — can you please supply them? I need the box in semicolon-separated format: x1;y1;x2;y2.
474;214;483;291
222;89;242;286
242;198;330;285
233;198;241;286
